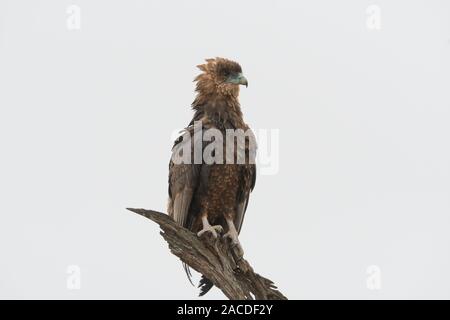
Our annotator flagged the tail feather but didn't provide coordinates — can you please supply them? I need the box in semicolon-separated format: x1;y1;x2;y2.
198;275;214;296
182;263;214;296
183;263;194;286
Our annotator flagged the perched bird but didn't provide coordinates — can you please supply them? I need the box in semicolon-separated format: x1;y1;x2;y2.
167;58;256;296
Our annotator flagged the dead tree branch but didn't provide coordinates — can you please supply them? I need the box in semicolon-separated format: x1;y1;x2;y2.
127;208;287;300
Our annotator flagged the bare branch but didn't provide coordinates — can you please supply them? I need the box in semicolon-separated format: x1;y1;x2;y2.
127;208;287;300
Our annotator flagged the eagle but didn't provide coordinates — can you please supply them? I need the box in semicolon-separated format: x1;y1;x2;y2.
167;58;256;296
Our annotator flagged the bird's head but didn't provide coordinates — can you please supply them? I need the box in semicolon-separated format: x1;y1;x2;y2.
195;57;248;98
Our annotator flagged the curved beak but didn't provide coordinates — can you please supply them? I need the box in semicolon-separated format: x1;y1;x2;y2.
238;74;248;88
228;73;248;87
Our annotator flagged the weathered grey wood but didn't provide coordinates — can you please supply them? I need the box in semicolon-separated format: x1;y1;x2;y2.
127;208;287;300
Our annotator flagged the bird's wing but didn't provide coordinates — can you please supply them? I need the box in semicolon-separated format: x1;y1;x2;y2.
168;126;203;228
234;129;257;234
234;164;256;234
168;125;208;286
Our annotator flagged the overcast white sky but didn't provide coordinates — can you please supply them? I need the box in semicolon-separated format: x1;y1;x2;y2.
1;0;450;299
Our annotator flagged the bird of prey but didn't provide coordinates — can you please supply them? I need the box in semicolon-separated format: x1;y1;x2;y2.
167;58;256;296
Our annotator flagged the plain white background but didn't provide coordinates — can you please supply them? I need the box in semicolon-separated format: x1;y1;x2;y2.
0;0;449;299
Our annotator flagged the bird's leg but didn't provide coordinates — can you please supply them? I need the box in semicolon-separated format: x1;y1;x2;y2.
224;217;244;257
197;215;223;238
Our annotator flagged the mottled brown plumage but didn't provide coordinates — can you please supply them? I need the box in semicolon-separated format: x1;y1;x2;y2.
167;58;256;295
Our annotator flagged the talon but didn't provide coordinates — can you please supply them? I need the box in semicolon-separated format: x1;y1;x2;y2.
226;236;244;257
223;220;244;257
223;227;240;245
224;231;243;246
197;216;222;238
197;225;222;238
224;231;236;241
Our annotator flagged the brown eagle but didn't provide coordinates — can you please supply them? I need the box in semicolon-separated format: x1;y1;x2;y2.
167;58;256;296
